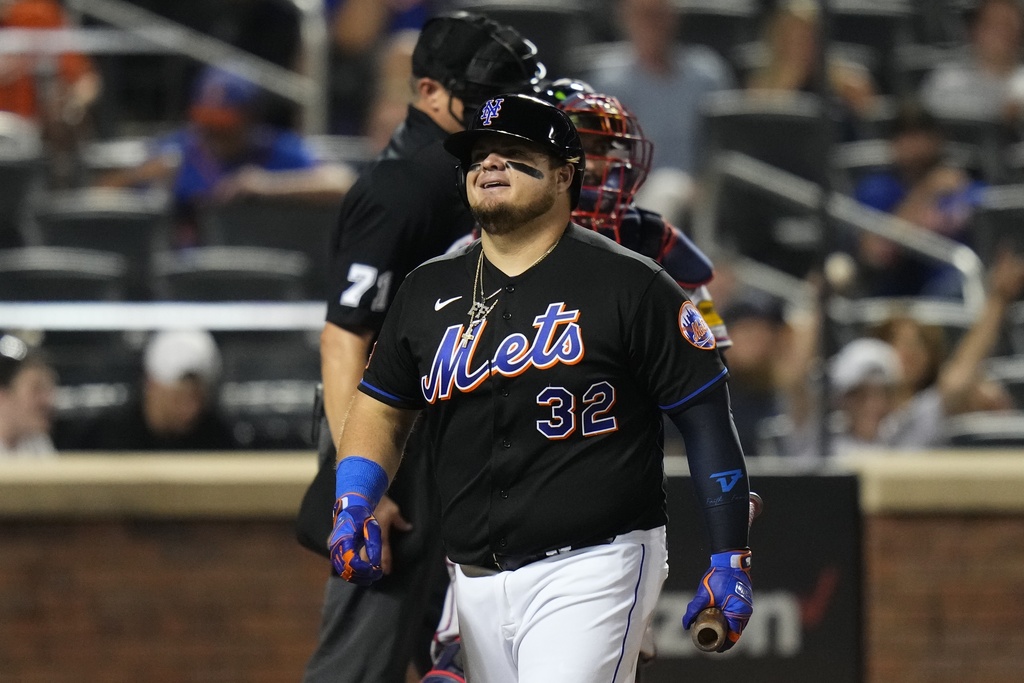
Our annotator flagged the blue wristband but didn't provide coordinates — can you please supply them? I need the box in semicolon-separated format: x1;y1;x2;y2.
334;456;389;510
711;549;752;570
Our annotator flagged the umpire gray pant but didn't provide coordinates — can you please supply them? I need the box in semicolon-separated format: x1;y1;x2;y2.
302;418;446;683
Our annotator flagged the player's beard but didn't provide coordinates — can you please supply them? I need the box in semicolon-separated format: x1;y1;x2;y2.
472;183;557;237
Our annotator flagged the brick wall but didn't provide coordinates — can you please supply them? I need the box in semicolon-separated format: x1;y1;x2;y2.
864;515;1024;683
0;520;329;683
5;514;1024;681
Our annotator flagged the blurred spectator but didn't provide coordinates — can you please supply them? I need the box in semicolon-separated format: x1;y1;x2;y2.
745;0;878;140
584;0;735;224
0;0;102;186
97;66;355;247
0;333;56;458
73;330;237;451
851;101;985;298
788;250;1024;456
920;0;1024;125
717;293;791;456
364;28;419;153
324;0;431;135
875;249;1024;423
824;337;905;452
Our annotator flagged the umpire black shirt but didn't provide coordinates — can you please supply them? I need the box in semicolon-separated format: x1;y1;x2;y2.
323;104;474;525
325;105;473;334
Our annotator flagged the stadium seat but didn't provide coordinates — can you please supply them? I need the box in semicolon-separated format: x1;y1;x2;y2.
219;378;318;449
197;199;338;300
891;43;970;95
215;329;321;384
151;246;312;301
930;114;1010;183
0;247;129;301
707;173;823;278
79;137;152;174
698;93;835;278
829;0;915;93
676;0;761;72
305;134;376;170
214;330;321;449
907;0;972;44
0;112;44;248
985;355;1024;410
44;329;142;449
969;185;1024;267
1008;301;1024;356
451;1;595;77
31;188;172;299
827;295;977;350
703;89;833;183
1006;142;1024;183
942;411;1024;447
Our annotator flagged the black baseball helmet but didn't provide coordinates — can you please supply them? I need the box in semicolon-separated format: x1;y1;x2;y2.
412;12;546;126
444;93;586;208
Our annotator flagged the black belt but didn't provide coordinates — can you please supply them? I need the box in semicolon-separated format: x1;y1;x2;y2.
489;537;616;573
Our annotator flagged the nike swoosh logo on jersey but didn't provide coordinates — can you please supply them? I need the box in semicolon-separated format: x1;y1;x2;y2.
434;296;463;311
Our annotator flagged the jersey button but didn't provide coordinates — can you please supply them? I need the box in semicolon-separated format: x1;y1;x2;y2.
501;389;509;397
505;284;515;293
499;489;508;499
502;311;511;320
499;537;507;548
501;438;511;448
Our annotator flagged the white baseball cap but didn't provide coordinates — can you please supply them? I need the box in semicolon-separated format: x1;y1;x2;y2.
829;338;901;395
144;330;222;386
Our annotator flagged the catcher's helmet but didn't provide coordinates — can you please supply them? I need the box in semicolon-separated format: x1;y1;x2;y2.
533;77;595;107
412;12;546;125
557;92;653;235
444;93;586;208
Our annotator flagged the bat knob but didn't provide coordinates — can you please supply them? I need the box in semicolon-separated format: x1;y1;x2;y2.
691;606;728;652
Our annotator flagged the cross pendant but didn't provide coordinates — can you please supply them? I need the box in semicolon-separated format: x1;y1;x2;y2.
460;328;475;348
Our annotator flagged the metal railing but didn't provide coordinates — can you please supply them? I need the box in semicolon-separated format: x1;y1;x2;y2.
692;150;988;311
0;0;329;133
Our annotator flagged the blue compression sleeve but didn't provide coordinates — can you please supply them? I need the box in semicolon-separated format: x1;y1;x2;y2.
334;456;389;509
668;382;750;552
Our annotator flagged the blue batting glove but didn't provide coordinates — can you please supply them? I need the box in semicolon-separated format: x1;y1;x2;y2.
682;550;753;652
329;492;383;586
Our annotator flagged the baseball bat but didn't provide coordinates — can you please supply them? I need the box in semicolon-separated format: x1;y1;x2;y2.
691;491;763;653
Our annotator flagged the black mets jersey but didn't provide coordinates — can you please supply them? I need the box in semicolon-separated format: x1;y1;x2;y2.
358;224;728;567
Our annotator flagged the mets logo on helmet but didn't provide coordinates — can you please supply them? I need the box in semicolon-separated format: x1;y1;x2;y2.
679;301;716;350
480;98;504;126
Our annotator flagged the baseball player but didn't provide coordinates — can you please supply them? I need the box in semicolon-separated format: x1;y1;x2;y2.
328;94;753;682
297;14;546;682
423;84;733;681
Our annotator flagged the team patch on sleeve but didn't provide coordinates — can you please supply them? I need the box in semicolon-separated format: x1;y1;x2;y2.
678;301;717;350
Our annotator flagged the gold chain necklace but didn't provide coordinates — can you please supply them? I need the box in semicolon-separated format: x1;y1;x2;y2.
460;237;560;348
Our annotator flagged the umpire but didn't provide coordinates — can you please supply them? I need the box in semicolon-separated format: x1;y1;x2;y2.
297;12;546;682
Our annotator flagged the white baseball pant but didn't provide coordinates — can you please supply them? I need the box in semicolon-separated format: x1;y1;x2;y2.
452;526;668;683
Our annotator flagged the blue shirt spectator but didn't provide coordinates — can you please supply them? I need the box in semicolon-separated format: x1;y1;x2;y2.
163;126;318;209
97;67;354;246
851;104;985;298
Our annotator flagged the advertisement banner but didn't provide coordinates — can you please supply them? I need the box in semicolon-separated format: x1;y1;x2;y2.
643;474;861;683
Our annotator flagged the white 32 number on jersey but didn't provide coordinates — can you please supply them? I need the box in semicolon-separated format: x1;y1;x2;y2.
536;381;618;440
340;264;392;313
